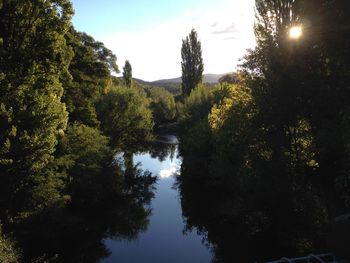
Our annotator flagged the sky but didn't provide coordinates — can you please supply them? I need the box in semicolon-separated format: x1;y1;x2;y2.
71;0;256;81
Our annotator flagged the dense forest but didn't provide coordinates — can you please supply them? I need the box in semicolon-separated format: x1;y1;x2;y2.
0;1;170;261
176;0;350;262
1;0;350;262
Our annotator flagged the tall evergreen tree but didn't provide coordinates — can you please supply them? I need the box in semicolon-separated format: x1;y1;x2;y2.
0;0;73;217
181;29;204;96
123;60;132;88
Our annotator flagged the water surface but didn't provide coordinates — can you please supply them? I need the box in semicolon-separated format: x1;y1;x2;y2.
102;136;212;263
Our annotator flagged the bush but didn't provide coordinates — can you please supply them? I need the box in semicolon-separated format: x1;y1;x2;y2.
0;229;19;263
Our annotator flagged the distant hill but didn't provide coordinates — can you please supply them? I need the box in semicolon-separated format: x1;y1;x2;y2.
203;73;227;83
151;77;181;85
150;73;226;85
132;77;151;85
132;73;229;94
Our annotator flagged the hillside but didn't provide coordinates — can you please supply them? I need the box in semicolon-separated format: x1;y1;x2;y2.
133;73;228;94
150;73;226;84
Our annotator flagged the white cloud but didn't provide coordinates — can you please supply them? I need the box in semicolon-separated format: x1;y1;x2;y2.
100;0;256;81
212;23;239;35
159;162;179;179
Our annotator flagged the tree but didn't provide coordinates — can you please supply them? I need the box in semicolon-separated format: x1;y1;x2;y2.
178;84;212;127
55;123;114;209
63;28;119;127
123;60;132;88
146;87;176;127
0;0;73;217
181;29;204;96
96;86;154;151
243;0;350;214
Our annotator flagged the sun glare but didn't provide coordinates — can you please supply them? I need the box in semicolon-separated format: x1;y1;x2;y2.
289;26;302;39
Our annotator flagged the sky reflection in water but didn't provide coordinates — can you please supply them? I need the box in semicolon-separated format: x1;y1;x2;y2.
101;142;212;263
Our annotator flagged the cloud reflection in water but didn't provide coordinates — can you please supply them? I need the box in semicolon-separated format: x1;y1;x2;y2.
159;161;180;178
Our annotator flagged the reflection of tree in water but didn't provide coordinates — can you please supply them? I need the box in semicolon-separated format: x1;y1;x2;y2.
144;140;177;162
177;149;330;263
124;152;157;205
7;155;156;263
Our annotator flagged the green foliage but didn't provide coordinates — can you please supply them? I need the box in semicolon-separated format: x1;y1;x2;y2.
0;229;19;263
181;119;212;157
154;82;181;95
96;86;154;151
177;84;212;128
242;0;350;212
178;1;350;261
181;29;204;96
8;123;156;262
146;87;176;127
1;0;350;261
55;123;115;208
0;1;158;261
63;28;118;127
179;81;329;262
0;0;73;217
123;60;133;88
209;84;253;132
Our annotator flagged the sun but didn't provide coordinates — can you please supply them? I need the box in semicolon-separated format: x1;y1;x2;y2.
289;26;302;39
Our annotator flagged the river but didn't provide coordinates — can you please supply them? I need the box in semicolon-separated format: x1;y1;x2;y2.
101;135;213;263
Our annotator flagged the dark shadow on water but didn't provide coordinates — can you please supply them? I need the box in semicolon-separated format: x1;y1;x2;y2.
176;142;350;263
4;154;156;263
